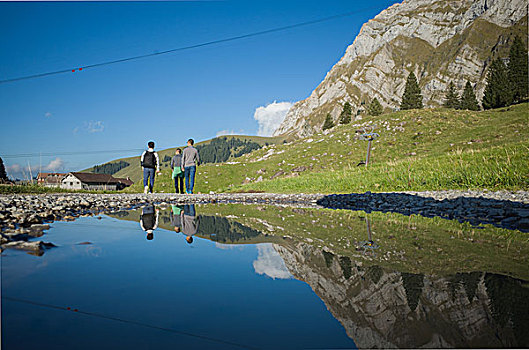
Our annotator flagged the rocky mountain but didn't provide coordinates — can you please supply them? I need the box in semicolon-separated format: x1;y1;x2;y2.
275;0;528;137
274;241;529;348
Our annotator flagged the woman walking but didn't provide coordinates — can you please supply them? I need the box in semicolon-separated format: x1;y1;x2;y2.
171;148;184;194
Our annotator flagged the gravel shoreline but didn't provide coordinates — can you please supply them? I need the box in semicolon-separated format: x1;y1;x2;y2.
1;190;528;253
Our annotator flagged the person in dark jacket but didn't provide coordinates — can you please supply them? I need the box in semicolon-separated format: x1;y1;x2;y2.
170;148;184;194
140;141;160;194
140;205;159;240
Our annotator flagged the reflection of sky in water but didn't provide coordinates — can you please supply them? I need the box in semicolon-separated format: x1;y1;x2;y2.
2;214;355;350
253;244;292;280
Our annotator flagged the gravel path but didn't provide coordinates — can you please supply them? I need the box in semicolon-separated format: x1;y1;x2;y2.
1;190;528;253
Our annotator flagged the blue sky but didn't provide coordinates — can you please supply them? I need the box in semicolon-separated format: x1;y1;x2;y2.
0;0;398;178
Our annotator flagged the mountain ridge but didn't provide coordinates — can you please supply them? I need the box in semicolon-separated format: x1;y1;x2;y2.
274;0;528;137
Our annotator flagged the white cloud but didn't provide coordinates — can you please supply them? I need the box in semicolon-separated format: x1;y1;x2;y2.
216;129;237;137
6;163;31;180
86;120;104;133
5;158;65;179
44;112;52;118
253;244;292;280
253;101;292;137
216;129;245;137
73;127;79;134
6;164;21;173
44;157;64;171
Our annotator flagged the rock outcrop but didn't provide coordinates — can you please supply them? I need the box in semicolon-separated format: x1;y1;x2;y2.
274;0;528;137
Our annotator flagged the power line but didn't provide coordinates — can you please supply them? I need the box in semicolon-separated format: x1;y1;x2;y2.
1;148;145;159
2;296;258;349
0;6;383;84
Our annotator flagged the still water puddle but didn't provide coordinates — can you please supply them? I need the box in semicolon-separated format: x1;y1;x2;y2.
2;203;529;349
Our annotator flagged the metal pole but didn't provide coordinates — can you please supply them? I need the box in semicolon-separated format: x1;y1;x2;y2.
365;138;372;167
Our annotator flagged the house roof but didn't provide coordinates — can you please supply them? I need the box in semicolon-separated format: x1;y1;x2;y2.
37;172;66;179
114;177;134;186
68;172;120;184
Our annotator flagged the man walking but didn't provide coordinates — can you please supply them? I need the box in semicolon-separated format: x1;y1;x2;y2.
140;141;160;194
181;139;200;194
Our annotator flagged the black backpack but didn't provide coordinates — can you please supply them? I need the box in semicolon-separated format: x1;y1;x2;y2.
142;151;155;168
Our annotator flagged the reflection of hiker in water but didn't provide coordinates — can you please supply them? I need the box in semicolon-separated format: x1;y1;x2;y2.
170;205;184;233
140;205;159;240
181;204;199;244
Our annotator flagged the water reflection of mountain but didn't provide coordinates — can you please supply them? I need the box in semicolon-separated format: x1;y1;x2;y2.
110;207;529;347
274;242;529;349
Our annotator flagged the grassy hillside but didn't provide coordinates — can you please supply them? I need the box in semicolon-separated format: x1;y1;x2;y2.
85;135;286;182
122;103;528;194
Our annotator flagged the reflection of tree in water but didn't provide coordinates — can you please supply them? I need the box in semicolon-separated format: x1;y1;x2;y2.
279;242;529;348
485;273;529;347
366;265;383;284
339;256;352;279
112;211;130;218
449;272;481;302
197;215;262;243
401;273;424;311
322;250;335;268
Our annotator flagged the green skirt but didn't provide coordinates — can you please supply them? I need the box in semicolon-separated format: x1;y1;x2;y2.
172;167;184;179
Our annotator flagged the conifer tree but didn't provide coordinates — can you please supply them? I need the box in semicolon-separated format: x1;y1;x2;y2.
0;157;7;182
339;102;352;124
482;58;512;110
459;81;480;111
508;35;529;103
368;98;383;116
322;113;334;130
443;81;460;109
400;72;423;110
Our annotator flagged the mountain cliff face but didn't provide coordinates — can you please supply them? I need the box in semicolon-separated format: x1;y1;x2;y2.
274;0;528;137
274;242;529;348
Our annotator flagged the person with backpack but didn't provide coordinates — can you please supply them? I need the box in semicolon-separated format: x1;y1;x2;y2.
181;139;200;194
140;141;160;194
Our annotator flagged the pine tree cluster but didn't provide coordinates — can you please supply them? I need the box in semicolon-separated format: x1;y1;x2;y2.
195;137;262;164
443;81;480;111
92;160;130;175
339;102;352;124
322;113;334;130
367;98;383;116
483;36;528;109
400;72;423;110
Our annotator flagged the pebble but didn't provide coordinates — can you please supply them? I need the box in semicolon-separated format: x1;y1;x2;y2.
1;191;528;253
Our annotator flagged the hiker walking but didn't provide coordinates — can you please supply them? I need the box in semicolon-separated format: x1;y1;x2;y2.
140;205;159;240
170;148;184;194
140;141;160;194
181;139;200;194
